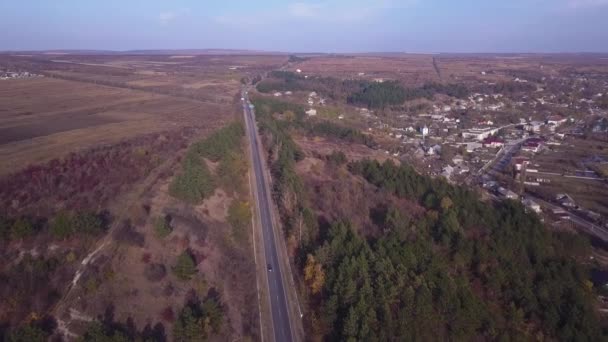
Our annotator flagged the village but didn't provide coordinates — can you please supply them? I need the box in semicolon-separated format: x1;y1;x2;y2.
269;69;608;237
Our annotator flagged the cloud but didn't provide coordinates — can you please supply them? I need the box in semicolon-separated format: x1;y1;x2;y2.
159;8;190;25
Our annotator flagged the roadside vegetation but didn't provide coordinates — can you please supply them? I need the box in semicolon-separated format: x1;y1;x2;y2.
169;122;245;204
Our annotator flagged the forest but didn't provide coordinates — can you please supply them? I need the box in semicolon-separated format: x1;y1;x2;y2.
256;71;469;109
296;159;604;341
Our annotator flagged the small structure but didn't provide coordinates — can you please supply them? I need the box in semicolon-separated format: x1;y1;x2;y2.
522;198;542;213
556;194;576;208
525;121;543;133
305;109;317;116
497;187;519;200
420;125;429;137
452;154;464;165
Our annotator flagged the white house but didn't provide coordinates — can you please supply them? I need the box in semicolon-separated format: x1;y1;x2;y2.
306;109;317;116
420;125;429;136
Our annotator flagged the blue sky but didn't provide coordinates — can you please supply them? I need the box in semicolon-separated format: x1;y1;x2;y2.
1;0;607;52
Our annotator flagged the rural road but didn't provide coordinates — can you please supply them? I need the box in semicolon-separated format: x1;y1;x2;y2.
242;90;295;342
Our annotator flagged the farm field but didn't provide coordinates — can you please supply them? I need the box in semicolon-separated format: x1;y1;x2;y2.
0;54;286;175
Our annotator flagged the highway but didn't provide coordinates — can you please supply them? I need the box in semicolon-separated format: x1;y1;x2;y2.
242;91;295;342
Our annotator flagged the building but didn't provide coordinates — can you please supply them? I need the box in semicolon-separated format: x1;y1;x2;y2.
305;109;317;116
452;154;464;165
525;121;544;133
273;92;282;97
546;115;568;126
497;187;519;200
482;136;505;148
522;198;542;213
556;194;576;208
513;157;530;171
521;142;541;153
462;127;499;141
420;125;429;136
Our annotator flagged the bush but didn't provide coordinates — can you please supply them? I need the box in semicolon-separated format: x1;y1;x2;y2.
170;149;215;204
153;216;172;239
173;250;197;281
73;211;105;236
50;211;73;239
228;201;251;243
195;122;244;162
11;217;34;240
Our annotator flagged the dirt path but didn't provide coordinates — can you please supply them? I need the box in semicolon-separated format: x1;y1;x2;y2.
52;147;184;338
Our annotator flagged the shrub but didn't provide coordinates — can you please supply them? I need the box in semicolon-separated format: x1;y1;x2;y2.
173;250;197;281
153;216;172;239
11;217;34;240
228;201;251;243
170;149;215;204
73;211;105;236
50;211;73;239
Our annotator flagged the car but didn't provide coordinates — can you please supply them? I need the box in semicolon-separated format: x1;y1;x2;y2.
267;263;273;272
241;97;244;101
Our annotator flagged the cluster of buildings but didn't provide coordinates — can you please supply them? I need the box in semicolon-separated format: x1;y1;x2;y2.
0;71;42;80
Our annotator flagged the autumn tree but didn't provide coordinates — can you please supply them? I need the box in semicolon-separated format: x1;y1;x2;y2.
304;254;325;295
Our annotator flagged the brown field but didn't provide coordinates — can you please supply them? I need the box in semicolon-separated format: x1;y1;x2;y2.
286;53;608;86
0;53;285;340
0;54;286;175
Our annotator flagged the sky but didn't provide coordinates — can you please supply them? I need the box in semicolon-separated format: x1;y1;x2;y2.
1;0;608;53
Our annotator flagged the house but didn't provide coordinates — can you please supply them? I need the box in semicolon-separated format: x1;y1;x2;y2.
513;157;530;171
305;109;317;116
497;187;519;200
296;69;302;73
273;92;282;97
482;136;505;148
420;125;429;136
522;198;542;213
452;154;464;165
462;127;499;141
338;114;345;120
285;91;293;95
521;142;541;153
442;165;454;179
546;115;568;126
525;121;543;133
454;165;470;175
556;194;576;208
464;142;483;152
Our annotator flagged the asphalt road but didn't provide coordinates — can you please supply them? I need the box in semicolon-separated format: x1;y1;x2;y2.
242;92;294;342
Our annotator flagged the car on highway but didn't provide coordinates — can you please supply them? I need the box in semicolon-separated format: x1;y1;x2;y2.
267;263;273;272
